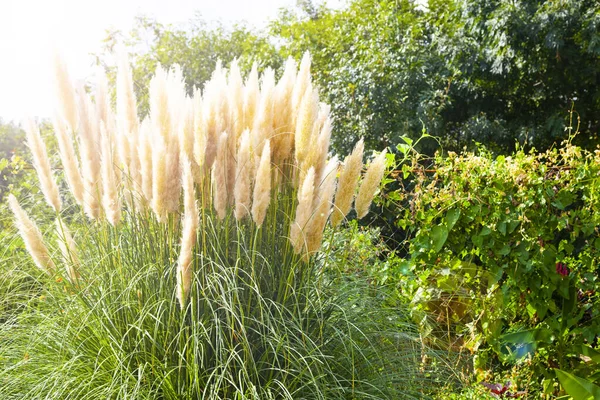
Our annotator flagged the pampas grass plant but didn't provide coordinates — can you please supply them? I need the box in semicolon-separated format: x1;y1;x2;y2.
0;52;443;399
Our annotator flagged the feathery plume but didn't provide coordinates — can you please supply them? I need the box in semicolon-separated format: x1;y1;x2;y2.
55;219;80;283
8;194;56;275
76;86;102;220
179;97;195;166
243;62;260;130
306;157;338;254
251;140;271;226
213;132;229;220
52;52;78;133
52;114;84;206
294;86;318;170
290;167;315;253
272;57;297;164
100;122;121;226
252;68;275;161
331;139;364;227
234;129;252;220
192;88;206;180
24;118;62;212
151;133;168;222
138;118;153;203
176;159;199;308
355;149;388;219
291;51;312;125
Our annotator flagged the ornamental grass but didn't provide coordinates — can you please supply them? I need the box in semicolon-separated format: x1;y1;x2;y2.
0;52;439;399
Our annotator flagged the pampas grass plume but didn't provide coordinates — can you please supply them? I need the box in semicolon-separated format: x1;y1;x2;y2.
52;52;78;133
234;129;252;220
100;122;121;226
176;159;199;308
290;167;315;253
251;140;271;226
213;132;229;220
306;157;338;254
355;149;388;219
331;139;364;227
8;194;56;275
52;114;84;206
24;118;62;212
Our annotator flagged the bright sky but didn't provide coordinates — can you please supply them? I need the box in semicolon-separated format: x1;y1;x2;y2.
0;0;343;123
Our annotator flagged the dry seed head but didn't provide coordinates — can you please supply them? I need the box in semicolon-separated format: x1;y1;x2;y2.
52;114;84;206
331;139;364;227
24;117;62;212
8;194;56;275
138;118;154;203
76;87;102;220
100;122;121;226
228;59;245;139
151;132;168;222
294;85;318;170
192;88;207;176
252;140;271;226
234;129;252;220
290;167;315;253
52;52;78;133
243;62;260;130
213;132;229;220
355;149;388;219
306;156;338;254
176;159;199;308
272;57;297;164
291;51;312;126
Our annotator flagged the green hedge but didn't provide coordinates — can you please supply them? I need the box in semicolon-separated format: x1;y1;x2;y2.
376;140;600;395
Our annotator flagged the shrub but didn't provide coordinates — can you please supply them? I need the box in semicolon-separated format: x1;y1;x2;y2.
380;139;600;395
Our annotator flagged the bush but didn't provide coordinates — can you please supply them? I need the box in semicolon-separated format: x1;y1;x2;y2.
379;139;600;395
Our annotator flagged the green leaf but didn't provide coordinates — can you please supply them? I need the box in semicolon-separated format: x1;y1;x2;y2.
445;208;461;230
431;225;449;253
556;369;600;400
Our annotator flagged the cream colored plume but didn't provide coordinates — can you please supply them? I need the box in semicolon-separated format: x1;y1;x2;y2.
294;86;319;171
117;53;141;192
252;68;275;162
192;88;207;178
228;59;245;138
138;118;153;203
291;52;312;125
55;219;80;283
213;132;229;220
234;129;252;220
176;159;199;308
76;86;103;220
305;157;338;254
52;52;78;133
24;118;62;212
52;114;84;206
243;62;260;130
251;140;271;226
331;139;364;227
355;149;388;219
290;167;315;253
100;122;121;226
272;57;297;164
151;132;168;222
8;194;56;275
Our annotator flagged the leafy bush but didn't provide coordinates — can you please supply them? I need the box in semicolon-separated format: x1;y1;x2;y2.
378;139;600;395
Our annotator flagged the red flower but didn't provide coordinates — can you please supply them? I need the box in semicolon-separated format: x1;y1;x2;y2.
555;262;569;277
